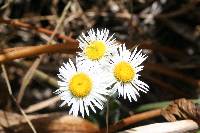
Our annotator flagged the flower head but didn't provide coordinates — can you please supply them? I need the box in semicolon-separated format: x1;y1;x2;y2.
77;28;118;68
107;44;149;102
55;59;109;117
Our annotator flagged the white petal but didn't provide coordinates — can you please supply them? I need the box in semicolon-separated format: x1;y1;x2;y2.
88;101;96;113
79;99;85;117
84;101;90;116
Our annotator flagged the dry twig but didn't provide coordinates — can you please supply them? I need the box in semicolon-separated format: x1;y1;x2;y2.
0;43;77;63
101;109;161;133
24;96;60;113
1;65;37;133
16;1;72;104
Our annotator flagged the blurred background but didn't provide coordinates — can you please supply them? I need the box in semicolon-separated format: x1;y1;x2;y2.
0;0;200;132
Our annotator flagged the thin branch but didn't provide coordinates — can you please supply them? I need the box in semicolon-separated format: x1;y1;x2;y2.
24;96;60;113
0;43;77;63
14;61;60;113
1;64;37;133
0;46;35;54
14;60;58;88
17;58;41;103
0;42;185;63
16;1;72;104
17;56;43;104
101;109;161;133
48;1;72;43
1;65;12;95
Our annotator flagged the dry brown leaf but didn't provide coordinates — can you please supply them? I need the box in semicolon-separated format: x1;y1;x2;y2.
161;98;200;125
0;110;100;133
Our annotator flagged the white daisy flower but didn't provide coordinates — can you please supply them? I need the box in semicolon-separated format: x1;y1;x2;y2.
55;59;109;117
77;28;118;68
107;44;149;102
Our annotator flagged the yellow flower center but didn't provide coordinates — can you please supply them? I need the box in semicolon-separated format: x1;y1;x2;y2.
114;61;135;83
69;73;92;98
85;40;106;60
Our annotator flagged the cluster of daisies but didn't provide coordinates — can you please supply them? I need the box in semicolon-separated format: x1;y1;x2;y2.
55;29;149;117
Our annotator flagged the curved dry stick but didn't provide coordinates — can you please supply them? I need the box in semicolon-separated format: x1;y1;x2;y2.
0;47;34;54
0;43;185;63
100;109;161;133
0;43;78;63
24;96;60;113
1;65;37;133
